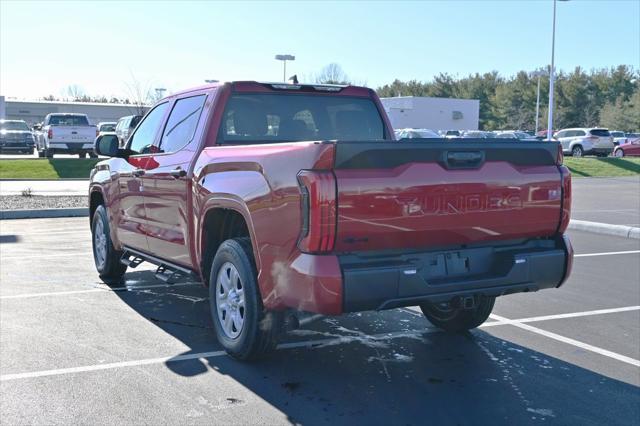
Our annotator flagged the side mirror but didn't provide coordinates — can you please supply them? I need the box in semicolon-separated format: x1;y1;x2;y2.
94;134;120;157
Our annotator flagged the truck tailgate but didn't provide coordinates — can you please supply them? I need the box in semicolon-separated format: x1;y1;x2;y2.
333;140;564;252
51;126;95;143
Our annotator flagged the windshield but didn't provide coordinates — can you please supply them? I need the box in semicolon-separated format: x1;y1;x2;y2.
0;121;30;131
48;115;89;126
219;94;386;143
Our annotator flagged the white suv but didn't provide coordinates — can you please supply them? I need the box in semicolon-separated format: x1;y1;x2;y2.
554;128;614;157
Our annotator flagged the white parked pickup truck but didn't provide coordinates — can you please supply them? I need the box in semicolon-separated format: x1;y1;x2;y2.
36;113;98;158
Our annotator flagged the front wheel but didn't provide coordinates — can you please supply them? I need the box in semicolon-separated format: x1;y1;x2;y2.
420;296;495;333
571;146;583;158
614;149;625;158
92;205;127;285
209;238;282;361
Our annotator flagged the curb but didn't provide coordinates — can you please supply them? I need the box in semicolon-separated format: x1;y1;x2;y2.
568;219;640;240
0;208;89;220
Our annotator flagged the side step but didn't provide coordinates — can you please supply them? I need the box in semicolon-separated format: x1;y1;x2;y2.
120;247;195;284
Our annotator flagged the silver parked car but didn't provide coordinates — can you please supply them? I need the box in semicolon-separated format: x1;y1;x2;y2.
554;128;614;157
395;128;441;139
495;131;537;141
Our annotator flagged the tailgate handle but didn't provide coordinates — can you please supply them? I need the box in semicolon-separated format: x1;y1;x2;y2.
444;151;485;169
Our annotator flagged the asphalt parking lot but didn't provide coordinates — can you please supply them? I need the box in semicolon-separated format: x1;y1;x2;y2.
0;218;639;425
572;176;640;227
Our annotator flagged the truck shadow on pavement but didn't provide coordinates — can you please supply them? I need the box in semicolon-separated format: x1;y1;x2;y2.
113;270;640;426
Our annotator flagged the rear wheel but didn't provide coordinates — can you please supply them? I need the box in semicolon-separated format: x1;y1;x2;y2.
91;205;127;285
571;145;583;158
615;149;625;158
79;152;87;159
209;237;282;361
420;296;495;333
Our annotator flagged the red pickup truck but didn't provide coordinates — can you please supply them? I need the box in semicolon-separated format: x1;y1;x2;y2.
89;81;573;360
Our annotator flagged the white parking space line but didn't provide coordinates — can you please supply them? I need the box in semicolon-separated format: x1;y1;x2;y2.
515;306;640;323
0;282;202;299
0;328;441;382
490;314;640;367
0;252;91;260
2;305;639;381
574;250;640;258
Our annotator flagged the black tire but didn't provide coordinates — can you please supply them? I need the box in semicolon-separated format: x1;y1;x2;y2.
91;204;127;285
614;149;625;158
209;237;282;361
45;149;53;158
571;145;583;158
88;152;98;159
420;296;495;333
37;149;45;158
79;152;87;159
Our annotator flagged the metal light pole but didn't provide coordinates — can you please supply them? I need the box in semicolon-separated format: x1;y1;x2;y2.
532;71;544;133
547;0;568;141
275;54;295;82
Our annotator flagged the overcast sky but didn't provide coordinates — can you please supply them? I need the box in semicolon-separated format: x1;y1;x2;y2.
1;0;638;100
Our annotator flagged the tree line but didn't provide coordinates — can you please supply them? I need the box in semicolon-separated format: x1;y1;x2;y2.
375;65;639;132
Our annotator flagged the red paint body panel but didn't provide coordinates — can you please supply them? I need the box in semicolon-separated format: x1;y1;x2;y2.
90;81;572;316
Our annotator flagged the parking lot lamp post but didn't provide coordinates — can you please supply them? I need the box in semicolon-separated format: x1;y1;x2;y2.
547;0;569;141
533;71;544;133
275;54;295;82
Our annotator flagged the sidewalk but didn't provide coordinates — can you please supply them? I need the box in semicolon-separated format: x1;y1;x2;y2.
0;180;89;196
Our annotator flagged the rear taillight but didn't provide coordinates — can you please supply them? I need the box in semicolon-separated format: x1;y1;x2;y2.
47;128;53;139
586;136;598;142
556;143;564;165
297;170;337;253
558;165;571;233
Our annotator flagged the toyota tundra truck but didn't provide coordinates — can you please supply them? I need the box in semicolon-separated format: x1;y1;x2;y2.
36;113;98;158
89;81;573;360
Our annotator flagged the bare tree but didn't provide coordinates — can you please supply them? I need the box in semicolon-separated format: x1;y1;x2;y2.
65;84;85;100
124;72;153;115
315;63;350;84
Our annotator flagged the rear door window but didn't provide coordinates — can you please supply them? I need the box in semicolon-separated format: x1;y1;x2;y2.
158;95;206;153
219;94;386;144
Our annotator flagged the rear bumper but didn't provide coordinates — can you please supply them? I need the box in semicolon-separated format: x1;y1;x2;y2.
339;235;573;312
590;147;613;155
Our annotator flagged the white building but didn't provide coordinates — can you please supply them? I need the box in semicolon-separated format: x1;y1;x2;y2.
381;96;479;131
0;98;149;126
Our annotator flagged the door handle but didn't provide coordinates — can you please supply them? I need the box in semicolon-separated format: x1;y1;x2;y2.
132;169;145;177
170;168;187;178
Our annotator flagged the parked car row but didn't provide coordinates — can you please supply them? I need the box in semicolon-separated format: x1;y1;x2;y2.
0;113;144;158
394;126;640;158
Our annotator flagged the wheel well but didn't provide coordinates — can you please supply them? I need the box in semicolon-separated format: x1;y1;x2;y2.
89;191;104;226
572;144;583;150
201;209;250;286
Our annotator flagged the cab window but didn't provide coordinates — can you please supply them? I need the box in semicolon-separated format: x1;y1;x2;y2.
128;103;169;155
